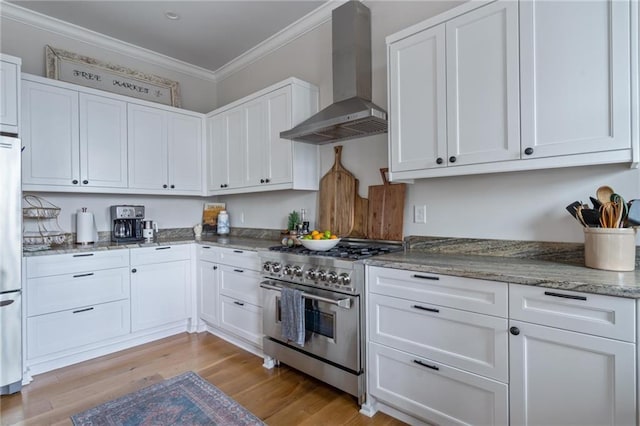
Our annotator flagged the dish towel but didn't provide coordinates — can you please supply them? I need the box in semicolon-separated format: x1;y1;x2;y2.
280;287;305;346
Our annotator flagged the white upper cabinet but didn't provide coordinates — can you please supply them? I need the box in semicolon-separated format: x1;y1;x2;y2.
387;0;635;180
0;54;21;134
22;79;80;187
520;0;631;159
128;103;203;194
389;1;519;173
79;93;128;188
206;78;319;195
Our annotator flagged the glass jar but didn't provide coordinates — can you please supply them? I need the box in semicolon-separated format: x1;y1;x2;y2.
217;210;229;235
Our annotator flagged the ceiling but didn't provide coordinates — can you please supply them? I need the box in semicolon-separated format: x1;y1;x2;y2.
8;1;327;72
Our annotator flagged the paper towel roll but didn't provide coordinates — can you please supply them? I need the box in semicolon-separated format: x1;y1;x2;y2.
76;210;96;244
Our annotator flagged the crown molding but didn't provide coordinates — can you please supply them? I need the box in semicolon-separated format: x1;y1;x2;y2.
0;1;218;82
213;0;347;82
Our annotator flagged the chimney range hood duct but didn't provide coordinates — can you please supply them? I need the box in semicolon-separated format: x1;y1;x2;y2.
280;1;387;144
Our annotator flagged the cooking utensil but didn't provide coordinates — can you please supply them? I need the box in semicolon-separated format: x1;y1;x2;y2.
580;208;601;227
565;201;582;220
349;179;368;238
599;202;621;228
367;168;406;241
596;186;614;205
318;146;357;237
589;196;602;210
610;193;627;227
627;199;640;226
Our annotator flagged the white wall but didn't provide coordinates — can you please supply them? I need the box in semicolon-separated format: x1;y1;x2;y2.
0;15;216;113
215;0;640;243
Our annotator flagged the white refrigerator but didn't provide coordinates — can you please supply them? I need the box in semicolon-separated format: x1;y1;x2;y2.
0;134;22;395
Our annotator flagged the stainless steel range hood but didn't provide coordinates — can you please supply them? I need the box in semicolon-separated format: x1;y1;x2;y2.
280;1;387;144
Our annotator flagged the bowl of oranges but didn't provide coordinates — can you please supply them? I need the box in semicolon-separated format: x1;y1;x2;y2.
300;230;340;251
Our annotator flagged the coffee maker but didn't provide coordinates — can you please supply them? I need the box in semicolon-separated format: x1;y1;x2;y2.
110;205;144;243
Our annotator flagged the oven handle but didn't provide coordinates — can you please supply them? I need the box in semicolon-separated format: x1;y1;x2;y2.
259;282;352;309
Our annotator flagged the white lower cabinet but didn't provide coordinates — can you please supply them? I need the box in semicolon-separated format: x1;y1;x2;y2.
219;295;263;347
130;245;191;332
509;284;637;426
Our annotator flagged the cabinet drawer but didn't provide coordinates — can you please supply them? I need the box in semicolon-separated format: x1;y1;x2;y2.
27;267;129;316
218;247;260;271
368;266;507;317
509;284;635;342
27;299;130;359
219;265;261;306
369;293;508;382
219;295;263;347
130;244;190;265
369;342;508;426
26;250;129;278
197;244;220;263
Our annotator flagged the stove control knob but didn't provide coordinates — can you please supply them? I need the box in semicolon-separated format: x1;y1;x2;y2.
327;271;338;284
283;265;293;275
338;273;351;286
317;270;327;281
305;269;316;280
292;265;303;277
271;263;282;273
262;262;272;272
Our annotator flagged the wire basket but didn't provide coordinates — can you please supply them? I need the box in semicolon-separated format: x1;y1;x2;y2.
23;195;61;218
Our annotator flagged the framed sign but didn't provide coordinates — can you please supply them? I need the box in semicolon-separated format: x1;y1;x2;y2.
45;45;181;107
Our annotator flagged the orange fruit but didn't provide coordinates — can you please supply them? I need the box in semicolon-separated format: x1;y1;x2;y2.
313;234;322;240
330;235;338;239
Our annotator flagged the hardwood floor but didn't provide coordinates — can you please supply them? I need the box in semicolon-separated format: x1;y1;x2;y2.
0;332;405;425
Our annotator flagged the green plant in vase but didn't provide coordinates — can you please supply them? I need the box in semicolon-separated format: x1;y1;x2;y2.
287;210;300;232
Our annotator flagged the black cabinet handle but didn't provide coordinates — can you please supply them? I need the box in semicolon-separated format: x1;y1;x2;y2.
73;253;94;257
544;291;587;301
412;274;439;281
233;301;244;306
449;156;457;163
412;305;439;313
73;307;94;314
524;147;534;155
82;180;89;184
234;269;244;273
413;360;439;371
131;268;137;273
233;250;243;253
163;184;168;188
170;184;175;189
202;246;211;249
156;246;171;250
72;179;79;184
436;157;443;165
73;272;94;278
510;326;520;336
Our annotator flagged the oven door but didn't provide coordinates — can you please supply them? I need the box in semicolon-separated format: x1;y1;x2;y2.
260;279;360;372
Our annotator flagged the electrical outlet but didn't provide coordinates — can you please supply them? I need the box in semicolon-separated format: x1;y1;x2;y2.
240;211;245;224
414;205;427;224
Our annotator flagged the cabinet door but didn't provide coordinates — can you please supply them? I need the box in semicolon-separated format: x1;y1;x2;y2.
79;93;128;188
219;295;263;347
207;114;229;190
389;24;446;172
226;108;247;189
167;112;202;193
199;261;219;326
130;260;190;332
0;59;19;133
510;320;636;426
127;104;167;190
244;98;266;187
520;0;631;158
263;87;293;186
22;80;79;186
446;1;520;166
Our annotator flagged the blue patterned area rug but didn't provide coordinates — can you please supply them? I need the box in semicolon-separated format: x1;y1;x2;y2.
71;371;265;426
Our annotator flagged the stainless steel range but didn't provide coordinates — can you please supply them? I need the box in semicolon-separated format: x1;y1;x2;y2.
259;239;402;404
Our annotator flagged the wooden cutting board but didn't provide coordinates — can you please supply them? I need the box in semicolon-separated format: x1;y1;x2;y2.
318;146;356;236
349;179;368;238
367;168;406;241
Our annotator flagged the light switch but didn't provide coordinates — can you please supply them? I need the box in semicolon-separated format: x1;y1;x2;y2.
414;205;427;224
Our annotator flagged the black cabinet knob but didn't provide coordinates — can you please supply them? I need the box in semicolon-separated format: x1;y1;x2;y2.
72;179;78;184
224;184;228;188
213;266;218;270
510;326;520;336
131;268;137;273
436;157;443;165
170;184;175;189
524;147;534;156
163;184;168;188
220;184;224;188
265;178;270;183
82;180;88;185
449;156;457;163
260;179;265;183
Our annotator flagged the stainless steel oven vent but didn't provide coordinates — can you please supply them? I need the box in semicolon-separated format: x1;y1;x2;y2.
280;1;387;144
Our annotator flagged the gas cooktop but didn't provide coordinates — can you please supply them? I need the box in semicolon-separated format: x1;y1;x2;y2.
268;240;403;260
